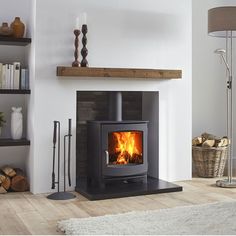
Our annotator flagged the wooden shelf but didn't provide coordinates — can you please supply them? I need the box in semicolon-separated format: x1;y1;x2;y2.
0;89;30;94
57;67;182;79
0;37;31;46
0;138;30;147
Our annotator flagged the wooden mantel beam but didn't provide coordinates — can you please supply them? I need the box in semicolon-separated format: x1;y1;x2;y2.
56;66;182;79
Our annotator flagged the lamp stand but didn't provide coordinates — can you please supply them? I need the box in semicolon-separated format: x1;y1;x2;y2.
216;31;236;188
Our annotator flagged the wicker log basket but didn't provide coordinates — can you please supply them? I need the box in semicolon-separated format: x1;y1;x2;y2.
192;133;229;178
192;146;228;178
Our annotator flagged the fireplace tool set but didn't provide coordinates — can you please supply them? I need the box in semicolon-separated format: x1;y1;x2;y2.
47;119;75;200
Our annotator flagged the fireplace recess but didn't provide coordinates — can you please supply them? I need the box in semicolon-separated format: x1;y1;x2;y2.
76;91;183;200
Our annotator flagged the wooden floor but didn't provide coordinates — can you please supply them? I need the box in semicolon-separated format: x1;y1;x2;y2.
1;178;236;235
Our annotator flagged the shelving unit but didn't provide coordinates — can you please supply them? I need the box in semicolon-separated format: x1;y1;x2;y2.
57;66;182;79
0;37;31;147
0;138;30;147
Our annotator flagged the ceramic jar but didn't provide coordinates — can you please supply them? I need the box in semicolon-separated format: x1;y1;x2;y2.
0;22;13;36
11;107;23;140
11;17;25;38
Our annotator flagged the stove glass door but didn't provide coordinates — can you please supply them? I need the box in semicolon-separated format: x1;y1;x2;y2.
108;131;143;165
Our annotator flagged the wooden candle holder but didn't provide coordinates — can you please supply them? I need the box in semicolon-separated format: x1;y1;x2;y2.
72;29;81;67
81;24;88;67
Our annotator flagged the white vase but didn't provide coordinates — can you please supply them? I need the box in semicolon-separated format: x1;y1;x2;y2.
11;107;23;140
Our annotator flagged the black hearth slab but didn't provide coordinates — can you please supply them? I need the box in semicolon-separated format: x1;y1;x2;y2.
75;177;182;200
87;120;148;124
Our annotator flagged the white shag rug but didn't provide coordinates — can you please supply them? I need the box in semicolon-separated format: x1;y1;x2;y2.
57;201;236;235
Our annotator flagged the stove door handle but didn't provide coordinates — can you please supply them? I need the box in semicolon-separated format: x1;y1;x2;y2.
105;150;109;165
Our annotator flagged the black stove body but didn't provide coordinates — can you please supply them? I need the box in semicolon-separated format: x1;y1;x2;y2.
87;92;148;187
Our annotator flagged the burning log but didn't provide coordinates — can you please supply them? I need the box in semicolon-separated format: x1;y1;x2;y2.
110;131;143;165
132;153;143;164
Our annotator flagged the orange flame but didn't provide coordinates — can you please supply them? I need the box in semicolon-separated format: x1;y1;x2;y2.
113;132;141;164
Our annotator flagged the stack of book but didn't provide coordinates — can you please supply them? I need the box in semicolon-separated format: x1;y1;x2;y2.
0;62;29;90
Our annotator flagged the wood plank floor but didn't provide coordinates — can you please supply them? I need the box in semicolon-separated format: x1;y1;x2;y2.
1;178;236;235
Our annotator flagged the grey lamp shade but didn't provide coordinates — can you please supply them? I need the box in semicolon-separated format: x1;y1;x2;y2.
208;6;236;38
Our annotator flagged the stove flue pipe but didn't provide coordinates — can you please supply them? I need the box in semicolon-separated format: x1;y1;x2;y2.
109;91;122;121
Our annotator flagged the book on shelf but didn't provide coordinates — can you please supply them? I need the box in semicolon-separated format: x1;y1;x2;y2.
9;64;14;89
6;64;11;89
13;62;20;89
1;64;6;89
20;68;29;90
0;63;2;88
0;63;18;89
0;62;29;90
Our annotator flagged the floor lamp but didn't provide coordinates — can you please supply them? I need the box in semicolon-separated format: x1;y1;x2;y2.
208;6;236;187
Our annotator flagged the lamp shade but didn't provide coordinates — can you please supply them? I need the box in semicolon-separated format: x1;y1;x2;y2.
208;6;236;38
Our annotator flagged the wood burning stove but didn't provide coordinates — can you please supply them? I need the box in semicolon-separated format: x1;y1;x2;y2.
87;91;148;186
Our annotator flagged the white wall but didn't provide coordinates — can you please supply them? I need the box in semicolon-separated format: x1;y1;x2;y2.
30;0;192;194
3;0;236;193
0;0;31;34
192;0;236;157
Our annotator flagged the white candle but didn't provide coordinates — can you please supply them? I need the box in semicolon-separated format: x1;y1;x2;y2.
76;17;80;29
81;12;87;25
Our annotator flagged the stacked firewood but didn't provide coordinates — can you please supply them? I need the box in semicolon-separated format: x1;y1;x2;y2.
0;166;29;193
192;132;229;148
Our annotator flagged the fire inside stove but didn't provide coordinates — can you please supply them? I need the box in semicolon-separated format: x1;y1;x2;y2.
108;131;143;165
